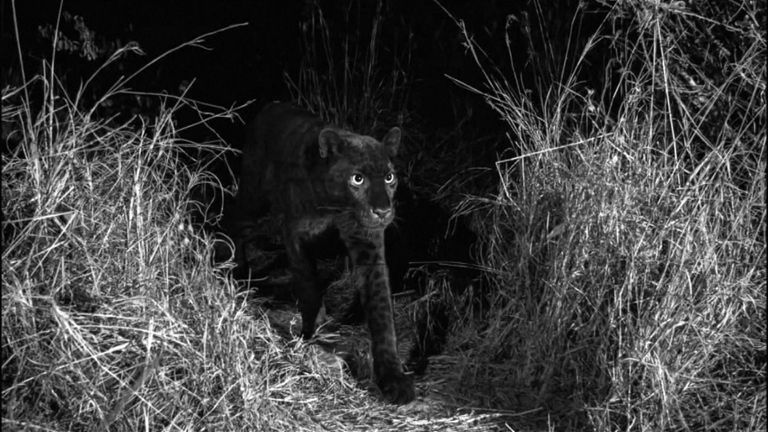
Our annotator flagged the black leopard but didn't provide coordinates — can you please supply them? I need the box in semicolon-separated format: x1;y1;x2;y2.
233;102;415;404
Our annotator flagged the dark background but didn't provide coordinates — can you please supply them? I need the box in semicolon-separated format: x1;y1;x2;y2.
1;0;607;149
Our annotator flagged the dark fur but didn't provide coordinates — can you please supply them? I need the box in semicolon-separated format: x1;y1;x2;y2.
235;102;414;404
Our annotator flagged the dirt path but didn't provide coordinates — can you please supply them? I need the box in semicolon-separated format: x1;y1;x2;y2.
248;283;535;432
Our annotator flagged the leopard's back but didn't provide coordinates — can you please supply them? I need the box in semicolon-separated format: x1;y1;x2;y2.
237;102;326;220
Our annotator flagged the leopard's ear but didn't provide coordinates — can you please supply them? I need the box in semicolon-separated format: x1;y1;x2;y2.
382;127;401;156
318;128;343;159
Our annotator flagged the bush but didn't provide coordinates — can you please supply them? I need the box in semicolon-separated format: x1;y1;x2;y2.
447;0;766;430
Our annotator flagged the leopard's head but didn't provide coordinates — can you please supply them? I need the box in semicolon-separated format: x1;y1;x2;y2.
318;127;401;230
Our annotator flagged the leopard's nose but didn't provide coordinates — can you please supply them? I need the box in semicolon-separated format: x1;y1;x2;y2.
371;208;392;219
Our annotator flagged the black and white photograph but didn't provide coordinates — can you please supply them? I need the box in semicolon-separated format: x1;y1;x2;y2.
2;1;765;430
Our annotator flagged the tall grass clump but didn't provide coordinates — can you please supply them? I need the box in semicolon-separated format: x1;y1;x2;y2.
285;0;412;137
2;43;268;430
449;1;765;430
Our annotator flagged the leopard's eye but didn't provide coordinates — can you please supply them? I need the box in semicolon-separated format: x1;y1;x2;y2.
349;173;365;186
384;172;396;184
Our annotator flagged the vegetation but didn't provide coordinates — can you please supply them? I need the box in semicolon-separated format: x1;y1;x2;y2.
2;0;764;431
445;0;766;430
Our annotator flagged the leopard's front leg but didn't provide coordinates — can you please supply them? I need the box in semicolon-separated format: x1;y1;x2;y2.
284;230;322;339
345;231;415;404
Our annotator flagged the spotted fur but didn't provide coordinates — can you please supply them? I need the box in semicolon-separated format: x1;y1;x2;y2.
235;102;414;404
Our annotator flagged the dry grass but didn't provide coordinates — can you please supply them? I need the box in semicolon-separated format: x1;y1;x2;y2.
284;0;411;137
444;0;766;430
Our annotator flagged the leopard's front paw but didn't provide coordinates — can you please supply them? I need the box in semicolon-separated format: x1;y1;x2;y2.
377;369;415;404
